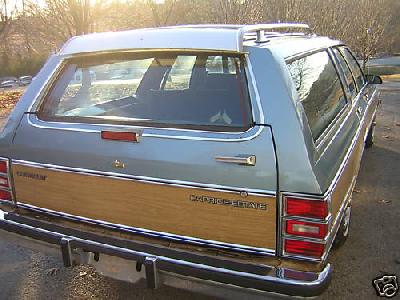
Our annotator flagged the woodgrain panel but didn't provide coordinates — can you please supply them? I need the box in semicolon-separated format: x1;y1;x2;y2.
330;126;365;216
12;164;276;249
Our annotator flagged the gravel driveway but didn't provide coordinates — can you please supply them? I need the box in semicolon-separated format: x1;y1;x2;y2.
0;82;399;300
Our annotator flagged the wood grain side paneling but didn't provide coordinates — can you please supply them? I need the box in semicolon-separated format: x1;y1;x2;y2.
12;164;276;249
330;125;365;216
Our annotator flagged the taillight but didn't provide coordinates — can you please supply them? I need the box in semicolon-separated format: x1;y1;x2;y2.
286;197;328;219
0;190;12;201
284;239;325;258
283;194;330;260
0;157;12;202
0;176;8;188
0;160;7;174
286;220;328;239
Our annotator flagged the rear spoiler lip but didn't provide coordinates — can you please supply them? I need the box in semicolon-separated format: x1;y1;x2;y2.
0;208;332;297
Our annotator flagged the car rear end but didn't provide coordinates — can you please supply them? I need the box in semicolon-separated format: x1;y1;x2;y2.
0;27;332;297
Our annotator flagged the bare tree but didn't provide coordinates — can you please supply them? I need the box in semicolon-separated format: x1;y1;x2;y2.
25;0;103;46
146;0;177;27
211;0;263;24
0;0;16;71
347;0;391;69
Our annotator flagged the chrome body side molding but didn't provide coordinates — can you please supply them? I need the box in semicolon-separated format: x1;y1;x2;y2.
11;159;276;197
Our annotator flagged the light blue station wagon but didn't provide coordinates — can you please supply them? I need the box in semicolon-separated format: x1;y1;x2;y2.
0;24;381;297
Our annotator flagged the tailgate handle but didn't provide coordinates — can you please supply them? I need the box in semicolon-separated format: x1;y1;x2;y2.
215;155;256;166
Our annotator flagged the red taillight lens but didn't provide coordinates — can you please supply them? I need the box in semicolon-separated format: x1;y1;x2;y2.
0;160;7;174
101;131;139;142
284;239;325;258
0;177;9;189
0;189;12;201
286;197;328;219
286;220;328;239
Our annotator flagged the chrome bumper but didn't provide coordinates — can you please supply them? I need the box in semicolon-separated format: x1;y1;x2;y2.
0;208;332;297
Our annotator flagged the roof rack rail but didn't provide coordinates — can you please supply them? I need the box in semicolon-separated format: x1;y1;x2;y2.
239;23;312;44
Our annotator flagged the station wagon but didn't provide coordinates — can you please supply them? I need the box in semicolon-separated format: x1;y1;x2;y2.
0;23;382;297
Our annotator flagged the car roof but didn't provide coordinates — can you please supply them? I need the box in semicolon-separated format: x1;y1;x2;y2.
59;24;342;59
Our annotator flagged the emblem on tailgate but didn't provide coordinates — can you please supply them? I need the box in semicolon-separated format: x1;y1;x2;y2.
190;195;267;211
16;171;47;181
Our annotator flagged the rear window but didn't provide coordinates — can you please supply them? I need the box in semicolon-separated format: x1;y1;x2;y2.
288;51;347;141
39;52;253;132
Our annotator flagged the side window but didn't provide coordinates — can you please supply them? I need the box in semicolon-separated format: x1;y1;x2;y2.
288;51;347;141
339;47;366;91
332;48;357;100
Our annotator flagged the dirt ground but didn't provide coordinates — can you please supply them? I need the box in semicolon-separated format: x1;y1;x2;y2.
0;83;399;300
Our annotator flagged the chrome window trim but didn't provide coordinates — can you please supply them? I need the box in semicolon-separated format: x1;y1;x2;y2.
334;46;361;93
27;115;264;142
313;47;353;150
342;46;367;91
15;202;276;257
27;52;266;142
11;159;276;197
284;46;331;64
28;59;66;112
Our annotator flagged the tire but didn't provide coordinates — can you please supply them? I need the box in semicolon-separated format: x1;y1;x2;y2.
365;122;375;148
333;204;352;249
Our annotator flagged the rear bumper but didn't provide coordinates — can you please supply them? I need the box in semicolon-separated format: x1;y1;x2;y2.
0;208;332;297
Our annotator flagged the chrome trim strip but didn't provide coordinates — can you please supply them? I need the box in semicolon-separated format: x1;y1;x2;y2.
245;54;266;125
16;202;276;256
27;115;265;142
283;215;331;225
11;159;276;196
27;59;65;112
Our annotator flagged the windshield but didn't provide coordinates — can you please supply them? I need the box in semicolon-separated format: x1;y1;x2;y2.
39;52;253;132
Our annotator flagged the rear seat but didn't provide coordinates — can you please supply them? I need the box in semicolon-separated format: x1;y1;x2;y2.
143;88;244;125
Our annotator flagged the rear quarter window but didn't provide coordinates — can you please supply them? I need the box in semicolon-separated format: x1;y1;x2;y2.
332;48;357;100
288;50;347;141
338;47;366;91
38;52;253;132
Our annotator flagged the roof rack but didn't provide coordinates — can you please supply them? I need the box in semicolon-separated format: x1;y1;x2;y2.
61;23;314;55
158;23;312;50
239;23;312;44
